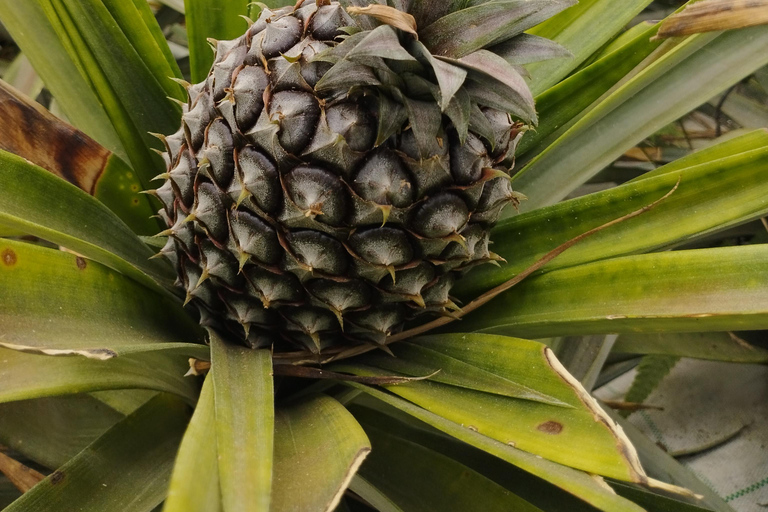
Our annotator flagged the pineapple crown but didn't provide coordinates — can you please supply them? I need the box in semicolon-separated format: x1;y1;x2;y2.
239;0;572;150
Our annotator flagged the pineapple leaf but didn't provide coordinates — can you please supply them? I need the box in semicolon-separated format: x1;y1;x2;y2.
352;335;572;406
1;395;187;512
516;20;663;157
0;80;160;235
441;49;535;123
334;334;645;481
458;138;768;297
0;1;126;160
0;239;201;349
457;244;768;338
210;334;274;512
0;343;203;404
163;375;221;512
0;151;175;293
489;33;572;66
512;27;768;212
420;0;576;59
353;417;544;511
37;0;183;191
348;476;404;512
0;395;124;469
340;383;645;512
622;355;681;417
271;395;370;512
346;25;418;62
525;0;653;95
614;332;768;363
410;41;467;111
185;0;250;82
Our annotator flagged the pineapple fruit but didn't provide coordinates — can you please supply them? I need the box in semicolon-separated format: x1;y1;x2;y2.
154;0;572;355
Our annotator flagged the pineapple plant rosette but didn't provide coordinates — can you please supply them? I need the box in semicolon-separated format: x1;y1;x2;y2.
0;0;767;511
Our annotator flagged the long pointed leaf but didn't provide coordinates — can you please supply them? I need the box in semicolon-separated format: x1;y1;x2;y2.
211;333;274;512
458;245;768;337
525;0;653;95
164;375;221;512
0;152;174;291
341;383;645;512
614;332;768;363
0;239;200;347
0;0;126;160
0;80;159;235
513;26;768;211
2;394;187;512
0;395;123;469
334;334;645;481
457;142;768;298
0;344;204;404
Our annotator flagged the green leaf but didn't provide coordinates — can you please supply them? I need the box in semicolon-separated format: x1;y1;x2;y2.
0;395;123;469
622;355;680;416
354;419;544;512
100;0;185;100
0;152;174;291
512;26;768;211
0;343;204;404
614;332;768;363
353;338;569;406
457;245;768;338
340;383;645;512
210;333;274;512
37;0;181;189
631;128;768;182
420;0;575;59
334;334;645;481
185;0;250;82
2;394;187;512
456;143;768;298
164;375;221;512
0;80;160;235
0;0;126;160
0;239;200;347
517;19;662;156
271;395;371;512
525;0;653;95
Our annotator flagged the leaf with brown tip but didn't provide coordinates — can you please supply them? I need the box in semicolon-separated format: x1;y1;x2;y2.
656;0;768;38
0;81;158;235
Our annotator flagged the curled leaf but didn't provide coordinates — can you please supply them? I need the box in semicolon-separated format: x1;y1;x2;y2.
346;5;418;37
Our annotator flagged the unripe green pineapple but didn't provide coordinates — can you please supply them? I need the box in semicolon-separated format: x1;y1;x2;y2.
153;0;572;356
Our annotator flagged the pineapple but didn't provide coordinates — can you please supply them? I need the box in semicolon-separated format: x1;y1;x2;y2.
155;0;572;354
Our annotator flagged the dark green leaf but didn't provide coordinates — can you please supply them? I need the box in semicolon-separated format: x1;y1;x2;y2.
2;394;188;512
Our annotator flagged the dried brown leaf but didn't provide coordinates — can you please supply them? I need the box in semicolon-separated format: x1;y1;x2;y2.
0;451;45;493
656;0;768;38
0;80;110;194
346;5;418;37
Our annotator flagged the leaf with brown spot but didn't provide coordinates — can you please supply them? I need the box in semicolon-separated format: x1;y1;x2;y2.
0;80;158;235
656;0;768;38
